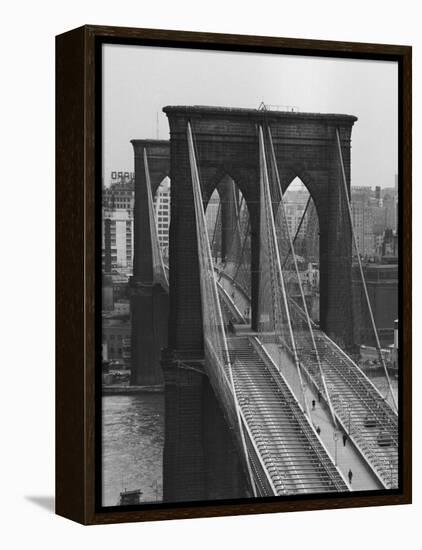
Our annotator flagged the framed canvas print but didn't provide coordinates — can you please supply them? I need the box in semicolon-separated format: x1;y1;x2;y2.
56;25;412;525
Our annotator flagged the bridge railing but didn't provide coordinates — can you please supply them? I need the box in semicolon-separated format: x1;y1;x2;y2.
289;300;398;488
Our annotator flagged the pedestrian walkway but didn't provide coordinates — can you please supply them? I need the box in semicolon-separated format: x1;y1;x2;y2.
264;342;382;491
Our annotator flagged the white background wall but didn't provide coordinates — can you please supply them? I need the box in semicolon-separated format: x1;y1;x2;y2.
0;1;419;548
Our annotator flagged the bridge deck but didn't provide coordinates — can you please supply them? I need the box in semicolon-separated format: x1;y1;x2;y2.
290;301;398;488
227;336;349;494
264;342;381;491
219;274;397;490
296;331;398;488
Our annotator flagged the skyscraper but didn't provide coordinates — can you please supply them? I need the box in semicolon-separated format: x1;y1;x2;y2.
102;171;135;273
102;208;133;272
153;177;171;256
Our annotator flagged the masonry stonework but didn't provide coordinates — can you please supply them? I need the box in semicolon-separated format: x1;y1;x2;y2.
164;106;356;350
130;140;170;386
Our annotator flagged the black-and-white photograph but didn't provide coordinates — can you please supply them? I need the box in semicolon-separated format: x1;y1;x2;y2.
100;44;399;507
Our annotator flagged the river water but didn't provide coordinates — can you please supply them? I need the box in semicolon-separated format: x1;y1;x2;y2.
102;393;164;507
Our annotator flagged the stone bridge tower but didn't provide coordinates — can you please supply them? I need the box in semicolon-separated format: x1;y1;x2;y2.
130;139;170;386
152;107;357;502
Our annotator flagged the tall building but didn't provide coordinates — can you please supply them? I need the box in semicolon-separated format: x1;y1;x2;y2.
284;202;307;237
102;208;134;272
351;190;376;257
153;177;171;256
103;171;134;210
102;171;135;273
101;172;172;274
351;185;398;260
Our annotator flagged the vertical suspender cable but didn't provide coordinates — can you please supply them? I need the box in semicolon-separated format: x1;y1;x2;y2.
335;129;397;412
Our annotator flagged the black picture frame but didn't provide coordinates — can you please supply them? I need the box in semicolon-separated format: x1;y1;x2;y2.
56;25;412;525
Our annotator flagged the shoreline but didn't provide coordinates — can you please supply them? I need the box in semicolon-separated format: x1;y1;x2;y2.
102;384;164;395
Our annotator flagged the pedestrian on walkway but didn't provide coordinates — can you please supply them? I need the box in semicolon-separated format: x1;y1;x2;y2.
312;399;316;410
316;426;321;435
348;469;353;484
343;433;348;447
317;390;322;403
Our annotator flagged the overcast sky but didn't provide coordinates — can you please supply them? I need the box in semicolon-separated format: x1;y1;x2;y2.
103;44;398;188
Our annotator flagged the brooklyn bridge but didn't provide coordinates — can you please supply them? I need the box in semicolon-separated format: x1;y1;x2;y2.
123;106;398;502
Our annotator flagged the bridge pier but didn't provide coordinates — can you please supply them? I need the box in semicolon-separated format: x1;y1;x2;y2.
130;140;170;386
129;281;168;385
162;352;249;502
318;132;354;349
